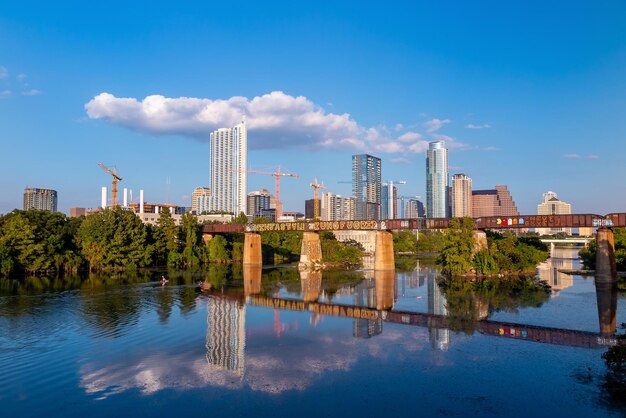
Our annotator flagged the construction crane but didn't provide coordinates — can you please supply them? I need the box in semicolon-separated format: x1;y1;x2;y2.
98;162;123;207
309;177;327;220
247;165;299;222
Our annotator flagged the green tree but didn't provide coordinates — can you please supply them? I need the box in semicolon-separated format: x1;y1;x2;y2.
208;235;230;263
437;217;475;275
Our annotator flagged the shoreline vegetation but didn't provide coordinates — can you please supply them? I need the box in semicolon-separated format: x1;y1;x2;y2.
0;208;366;277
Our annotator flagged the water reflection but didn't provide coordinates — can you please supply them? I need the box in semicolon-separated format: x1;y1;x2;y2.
595;280;618;336
206;296;246;376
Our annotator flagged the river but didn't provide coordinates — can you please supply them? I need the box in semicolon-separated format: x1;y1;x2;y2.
0;247;624;417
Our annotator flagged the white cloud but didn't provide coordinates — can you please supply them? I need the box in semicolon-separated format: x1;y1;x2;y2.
0;66;7;80
465;123;491;129
562;153;581;159
585;154;600;160
1;90;11;97
22;89;41;96
563;153;600;160
397;132;422;142
16;73;27;81
85;91;469;154
424;118;450;133
483;146;499;151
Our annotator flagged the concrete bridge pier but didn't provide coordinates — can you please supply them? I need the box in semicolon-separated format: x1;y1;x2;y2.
299;232;322;269
595;228;617;282
595;279;618;336
375;269;395;310
243;232;263;266
243;264;262;296
374;231;395;270
300;269;322;302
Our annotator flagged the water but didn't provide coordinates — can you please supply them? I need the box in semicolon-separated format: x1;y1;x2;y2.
1;248;625;417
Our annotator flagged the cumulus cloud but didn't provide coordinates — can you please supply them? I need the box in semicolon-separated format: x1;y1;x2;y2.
424;118;450;133
0;66;7;80
85;91;468;154
21;89;41;96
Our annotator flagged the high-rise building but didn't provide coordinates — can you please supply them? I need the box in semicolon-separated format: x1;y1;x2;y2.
381;184;399;220
426;141;449;218
321;193;355;221
472;185;519;218
304;198;315;219
352;154;381;220
246;189;272;219
23;188;57;212
209;120;247;215
452;174;472;217
536;191;572;235
404;198;425;218
191;187;211;214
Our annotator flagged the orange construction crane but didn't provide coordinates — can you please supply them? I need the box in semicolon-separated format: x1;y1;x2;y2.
247;166;299;222
309;177;326;220
98;162;123;207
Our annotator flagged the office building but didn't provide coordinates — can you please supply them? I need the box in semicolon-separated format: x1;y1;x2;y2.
426;141;449;218
381;183;398;220
247;189;272;219
404;198;425;218
452;174;472;217
191;187;211;214
23;187;57;212
321;193;355;221
536;192;572;235
209;119;247;215
472;185;519;218
305;198;316;219
352;154;381;220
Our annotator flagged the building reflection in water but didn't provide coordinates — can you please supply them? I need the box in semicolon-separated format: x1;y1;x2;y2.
352;279;382;338
595;279;618;336
205;296;246;377
427;272;450;352
536;247;575;296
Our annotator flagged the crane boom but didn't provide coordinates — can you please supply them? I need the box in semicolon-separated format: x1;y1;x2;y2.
98;162;123;207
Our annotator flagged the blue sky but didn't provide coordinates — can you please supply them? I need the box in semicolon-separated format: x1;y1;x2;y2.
1;1;625;215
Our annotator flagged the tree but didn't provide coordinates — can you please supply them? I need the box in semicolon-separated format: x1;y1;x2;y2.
231;212;249;224
437;217;475;275
208;235;230;263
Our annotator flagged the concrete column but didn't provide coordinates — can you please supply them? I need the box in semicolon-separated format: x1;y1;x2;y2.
374;231;395;270
243;233;262;266
101;187;107;209
596;228;617;281
202;233;213;246
299;232;322;268
300;269;322;302
243;264;262;296
595;280;618;336
139;189;144;214
472;230;488;253
375;269;395;310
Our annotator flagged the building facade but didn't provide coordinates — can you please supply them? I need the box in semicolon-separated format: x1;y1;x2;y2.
321;193;355;221
381;184;398;220
191;187;211;214
23;188;57;212
209;120;247;215
451;174;472;217
403;198;425;218
536;191;572;235
246;189;272;219
472;185;519;218
426;141;448;218
352;154;381;220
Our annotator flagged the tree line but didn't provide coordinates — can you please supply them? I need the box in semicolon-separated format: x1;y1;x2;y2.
0;209;363;276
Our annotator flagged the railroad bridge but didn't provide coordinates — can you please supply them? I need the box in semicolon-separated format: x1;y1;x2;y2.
202;213;626;279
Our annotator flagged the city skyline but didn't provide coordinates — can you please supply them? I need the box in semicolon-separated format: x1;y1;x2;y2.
1;2;626;215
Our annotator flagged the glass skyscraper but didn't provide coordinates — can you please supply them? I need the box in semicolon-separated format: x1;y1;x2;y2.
209;120;247;215
352;154;381;220
426;141;449;218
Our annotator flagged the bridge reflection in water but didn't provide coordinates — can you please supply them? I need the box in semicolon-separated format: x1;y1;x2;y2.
202;264;619;377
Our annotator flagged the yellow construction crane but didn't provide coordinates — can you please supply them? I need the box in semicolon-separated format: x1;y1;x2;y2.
98;162;123;207
309;177;326;220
